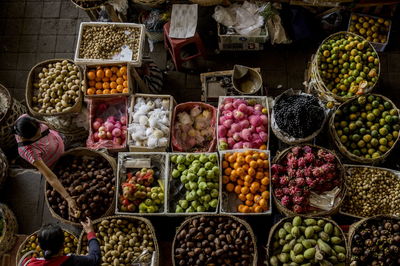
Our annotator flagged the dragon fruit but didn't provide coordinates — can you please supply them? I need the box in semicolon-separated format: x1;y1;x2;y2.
321;163;336;173
304;152;315;163
304;166;313;177
271;164;285;174
293;195;305;205
295;177;305;187
317;149;336;163
293;204;304;213
283;187;290;195
272;174;280;185
298;157;307;168
289;186;302;196
279;176;289;186
312;167;323;177
306;177;317;188
296;169;305;179
315;159;324;167
281;196;291;207
274;188;284;199
291;146;302;156
303;145;312;153
288;168;297;178
287;157;298;169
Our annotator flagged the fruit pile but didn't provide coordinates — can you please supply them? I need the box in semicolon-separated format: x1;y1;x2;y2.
269;216;347;266
333;94;400;159
19;231;77;258
272;146;342;214
318;33;379;98
91;114;127;146
221;150;270;213
349;14;390;44
119;168;165;213
170;154;219;213
86;65;129;95
0;217;3;238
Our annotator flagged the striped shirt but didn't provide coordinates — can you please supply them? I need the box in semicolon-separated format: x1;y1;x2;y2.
15;117;64;167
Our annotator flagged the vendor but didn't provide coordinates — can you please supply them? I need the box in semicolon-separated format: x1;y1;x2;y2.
13;114;79;217
23;218;100;266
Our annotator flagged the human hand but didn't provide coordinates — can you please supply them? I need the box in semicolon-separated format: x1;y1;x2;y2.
67;197;81;218
80;217;94;234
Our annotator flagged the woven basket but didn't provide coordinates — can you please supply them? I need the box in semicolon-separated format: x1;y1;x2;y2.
15;228;78;265
329;94;400;164
0;203;18;255
340;165;400;219
348;215;399;265
45;148;117;227
189;0;224;6
309;31;380;104
0;84;27;151
131;0;165;7
271;89;328;145
26;59;83;117
77;215;159;265
272;144;347;217
71;0;107;10
172;214;258;266
266;216;349;266
0;148;8;188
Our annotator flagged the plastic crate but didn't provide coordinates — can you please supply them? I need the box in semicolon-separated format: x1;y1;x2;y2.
217;24;268;51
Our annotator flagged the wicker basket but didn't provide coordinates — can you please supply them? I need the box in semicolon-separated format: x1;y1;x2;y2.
77;215;159;265
329;94;400;164
272;144;347;217
308;31;380;104
131;0;165;7
189;0;224;6
0;203;18;255
15;228;78;265
271;89;329;145
45;148;117;226
0;84;27;151
26;59;83;117
348;215;399;265
71;0;107;10
0;148;8;188
172;214;258;266
266;216;349;266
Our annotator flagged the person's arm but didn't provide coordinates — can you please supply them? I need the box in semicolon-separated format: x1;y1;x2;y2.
65;218;101;266
33;159;80;217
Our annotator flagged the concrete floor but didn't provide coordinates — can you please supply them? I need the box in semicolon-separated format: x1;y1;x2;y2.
1;1;400;265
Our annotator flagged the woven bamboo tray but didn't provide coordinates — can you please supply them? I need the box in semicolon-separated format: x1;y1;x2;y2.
271;89;329;145
166;152;220;216
217;96;270;151
309;31;380;104
348;215;399;265
25;59;83;117
128;94;175;152
0;203;18;256
115;152;168;216
340;164;400;219
172;214;258;266
0;84;27;151
219;149;272;216
266;216;349;266
272;144;347;217
77;215;159;265
45;148;117;227
329;94;400;164
0;148;8;188
15;228;78;266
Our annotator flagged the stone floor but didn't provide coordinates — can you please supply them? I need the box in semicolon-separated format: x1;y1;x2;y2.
1;1;400;265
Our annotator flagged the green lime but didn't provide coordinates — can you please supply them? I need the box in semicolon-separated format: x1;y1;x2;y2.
368;148;375;155
384;101;392;109
350;143;357;149
350;105;358;112
371;130;379;137
340;121;348;128
393;131;399;138
388;140;394;147
379;138;388;145
379;127;388;136
365;104;372;111
359;128;367;135
366;121;373;128
355;120;364;128
386;134;393;141
389;109;398;116
349;122;357;131
361;148;368;154
363;135;372;142
349;114;358;121
340;135;348;143
343;127;350;134
379;145;388;153
367;95;375;102
357;140;366;148
352;134;361;142
372;152;381;158
372;100;379;108
370;125;378;131
379;118;386;126
360;113;367;120
378;104;385;112
384;124;391;131
392;116;399;123
365;154;371;159
352;150;361;156
367;113;375;121
372;109;381;117
382;111;389;118
371;138;379;147
357;96;366;105
385;116;393;123
336;130;343;137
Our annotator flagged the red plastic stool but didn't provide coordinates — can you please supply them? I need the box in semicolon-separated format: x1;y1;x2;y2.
163;22;206;71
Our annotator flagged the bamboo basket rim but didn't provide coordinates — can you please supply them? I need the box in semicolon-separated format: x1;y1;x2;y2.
348;214;400;264
25;59;83;117
76;214;159;265
171;214;258;266
45;147;117;227
310;31;380;103
218;149;272;215
329;93;400;164
0;148;8;188
270;89;329;145
70;0;108;10
266;215;350;265
0;203;10;242
340;164;400;219
189;0;223;6
166;152;220;215
272;144;347;217
131;0;166;7
0;203;18;256
0;84;13;124
15;227;78;265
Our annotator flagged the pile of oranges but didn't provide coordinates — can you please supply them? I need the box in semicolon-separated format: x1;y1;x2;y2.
86;65;129;95
222;150;270;213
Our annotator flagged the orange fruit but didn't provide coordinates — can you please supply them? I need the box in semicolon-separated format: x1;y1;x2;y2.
238;204;246;213
241;186;249;195
250;182;260;193
110;89;118;94
261;177;269;186
260;144;267;150
237;156;245;165
224;168;232;175
249;161;258;169
102;82;110;90
254;195;262;203
120;66;127;75
123;81;128;88
257;159;264;168
224;153;231;160
95;82;103;89
87;71;96;80
222;161;229;169
245;155;252;163
245;200;253;206
243;206;250;213
117;85;124;92
231;170;238;178
259;199;268;208
248;167;256;176
236;167;244;176
116;71;122;77
254;206;263;213
123;74;128;80
87;88;95;95
252;153;259;160
244;181;251;187
110;82;117;89
238;193;246;201
226;183;234;192
122;88;129;93
237;179;244;186
96;69;104;79
261;191;269;200
105;69;112;78
96;89;103;95
246;193;254;201
102;77;110;82
103;89;110;94
244;150;253;156
88;80;95;87
116;77;124;85
260;152;267;159
229;175;237;182
242;164;249;172
222;176;229;184
110;75;117;81
234;185;242;194
111;66;118;73
95;77;102;82
244;175;252;183
260;185;267;192
256;172;264;180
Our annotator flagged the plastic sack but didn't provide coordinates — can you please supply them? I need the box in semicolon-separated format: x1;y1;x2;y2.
213;5;236;27
86;97;128;151
267;14;291;45
171;102;217;152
